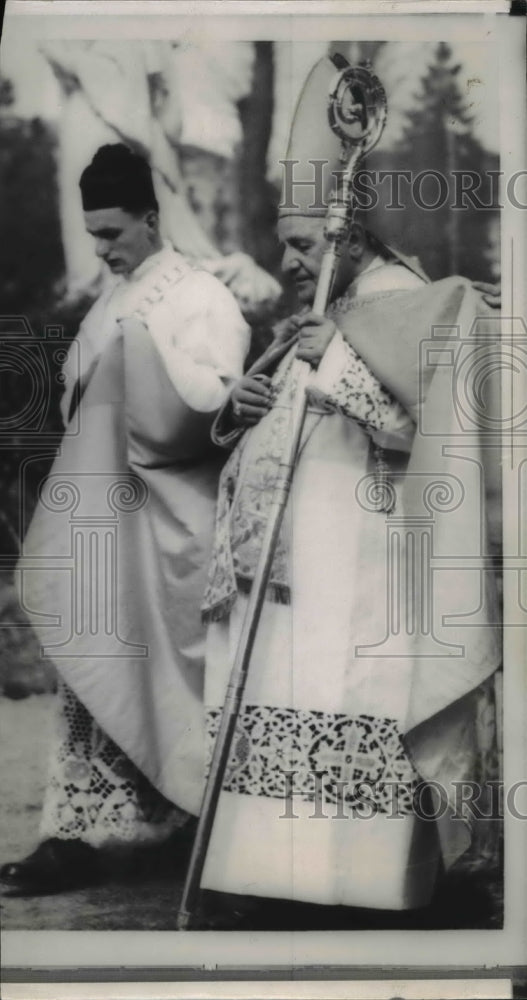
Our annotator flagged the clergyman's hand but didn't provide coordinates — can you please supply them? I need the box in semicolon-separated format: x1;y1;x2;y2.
294;312;337;368
231;375;273;427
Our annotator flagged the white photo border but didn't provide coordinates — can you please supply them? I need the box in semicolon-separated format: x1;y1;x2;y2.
0;0;526;987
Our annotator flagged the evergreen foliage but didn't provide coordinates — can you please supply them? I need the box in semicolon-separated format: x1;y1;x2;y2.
368;42;499;281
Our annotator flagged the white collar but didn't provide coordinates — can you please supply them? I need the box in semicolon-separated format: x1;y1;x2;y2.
355;255;390;285
122;240;176;285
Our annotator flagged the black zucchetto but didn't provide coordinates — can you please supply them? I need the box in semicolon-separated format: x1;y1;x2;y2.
80;144;159;213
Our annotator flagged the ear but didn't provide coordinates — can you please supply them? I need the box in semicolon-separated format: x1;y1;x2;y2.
346;221;366;261
144;209;159;233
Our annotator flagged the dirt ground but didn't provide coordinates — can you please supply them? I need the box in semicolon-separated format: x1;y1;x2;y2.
0;693;503;933
0;694;195;931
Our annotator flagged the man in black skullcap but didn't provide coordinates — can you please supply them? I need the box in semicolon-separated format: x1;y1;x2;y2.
80;144;163;278
2;144;249;892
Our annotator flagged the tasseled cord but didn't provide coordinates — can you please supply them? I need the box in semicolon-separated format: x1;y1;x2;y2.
372;445;396;514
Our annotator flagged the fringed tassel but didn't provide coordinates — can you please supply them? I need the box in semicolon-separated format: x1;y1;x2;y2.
238;576;291;605
202;592;238;625
202;579;291;623
268;582;291;605
372;445;396;514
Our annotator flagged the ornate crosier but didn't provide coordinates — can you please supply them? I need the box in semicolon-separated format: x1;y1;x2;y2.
177;56;389;931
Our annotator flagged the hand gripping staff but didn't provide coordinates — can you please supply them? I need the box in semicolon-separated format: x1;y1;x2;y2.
176;58;387;931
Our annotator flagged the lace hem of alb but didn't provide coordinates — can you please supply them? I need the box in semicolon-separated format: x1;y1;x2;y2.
39;681;183;848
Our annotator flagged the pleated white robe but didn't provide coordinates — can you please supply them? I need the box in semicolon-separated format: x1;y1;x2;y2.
201;262;500;909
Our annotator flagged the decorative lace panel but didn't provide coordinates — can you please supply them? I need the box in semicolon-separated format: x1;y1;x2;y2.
327;285;413;317
40;682;183;847
202;352;297;621
206;705;420;817
308;340;409;432
201;442;244;621
228;404;291;595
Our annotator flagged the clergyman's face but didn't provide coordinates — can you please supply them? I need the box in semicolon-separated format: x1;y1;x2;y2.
277;215;328;306
277;215;357;306
83;206;156;276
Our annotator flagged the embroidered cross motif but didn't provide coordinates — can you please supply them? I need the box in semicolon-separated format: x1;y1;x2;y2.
206;705;419;815
311;723;379;783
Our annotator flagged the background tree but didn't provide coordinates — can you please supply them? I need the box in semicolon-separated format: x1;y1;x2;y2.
0;75;80;561
368;42;499;280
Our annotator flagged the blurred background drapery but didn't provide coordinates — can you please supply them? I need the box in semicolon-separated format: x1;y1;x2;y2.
0;37;500;684
1;38;500;303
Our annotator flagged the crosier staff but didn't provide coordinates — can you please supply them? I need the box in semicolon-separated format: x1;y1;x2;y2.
176;59;387;932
